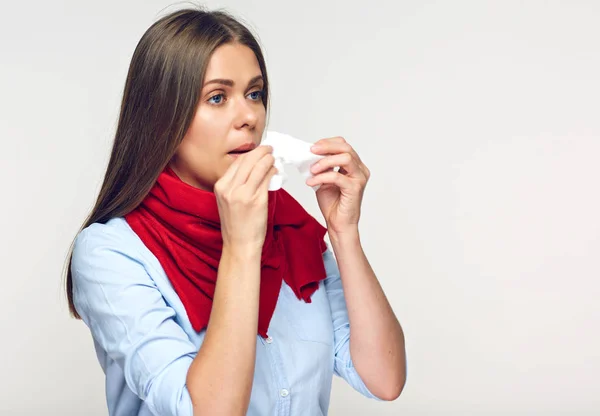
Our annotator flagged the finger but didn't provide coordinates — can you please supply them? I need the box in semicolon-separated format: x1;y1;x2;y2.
219;149;247;185
311;152;359;176
257;165;278;194
231;145;273;185
306;170;355;190
311;137;361;162
314;136;346;145
246;152;276;189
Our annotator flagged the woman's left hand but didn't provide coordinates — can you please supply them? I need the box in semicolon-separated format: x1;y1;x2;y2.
306;136;370;235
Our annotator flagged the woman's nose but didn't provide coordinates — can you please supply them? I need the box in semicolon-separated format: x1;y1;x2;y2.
234;96;259;128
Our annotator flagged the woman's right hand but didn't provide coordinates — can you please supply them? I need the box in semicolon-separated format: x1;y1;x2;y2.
214;145;277;254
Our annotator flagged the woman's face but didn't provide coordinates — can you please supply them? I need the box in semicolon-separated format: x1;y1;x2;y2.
169;42;267;191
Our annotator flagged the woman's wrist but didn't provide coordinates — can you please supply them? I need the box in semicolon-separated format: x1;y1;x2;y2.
328;225;360;246
222;241;263;264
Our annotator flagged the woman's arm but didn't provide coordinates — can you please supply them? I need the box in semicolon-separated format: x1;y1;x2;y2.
72;225;196;416
187;143;277;415
307;136;406;400
186;246;261;415
329;230;406;401
72;224;262;416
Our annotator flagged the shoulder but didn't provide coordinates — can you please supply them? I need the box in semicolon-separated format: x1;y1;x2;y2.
70;217;163;322
75;216;136;244
71;217;145;275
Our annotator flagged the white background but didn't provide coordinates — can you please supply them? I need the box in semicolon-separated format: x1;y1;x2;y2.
1;0;599;415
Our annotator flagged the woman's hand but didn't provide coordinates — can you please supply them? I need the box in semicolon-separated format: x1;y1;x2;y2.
306;136;370;235
214;145;277;254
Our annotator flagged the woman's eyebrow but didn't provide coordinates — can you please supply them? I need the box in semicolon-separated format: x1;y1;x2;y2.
203;75;264;88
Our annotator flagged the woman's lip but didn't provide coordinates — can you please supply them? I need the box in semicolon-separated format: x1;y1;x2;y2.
229;143;256;153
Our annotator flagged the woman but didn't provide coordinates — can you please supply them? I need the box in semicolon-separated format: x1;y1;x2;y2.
66;7;406;416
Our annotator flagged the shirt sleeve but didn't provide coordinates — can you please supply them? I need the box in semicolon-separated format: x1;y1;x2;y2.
322;247;384;401
71;223;195;416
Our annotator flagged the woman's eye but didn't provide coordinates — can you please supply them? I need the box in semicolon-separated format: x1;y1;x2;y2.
208;94;224;104
208;90;263;105
249;90;264;100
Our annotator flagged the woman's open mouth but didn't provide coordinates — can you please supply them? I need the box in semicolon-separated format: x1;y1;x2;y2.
228;142;256;157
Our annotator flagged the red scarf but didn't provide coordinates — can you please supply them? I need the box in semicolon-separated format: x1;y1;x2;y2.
124;166;328;338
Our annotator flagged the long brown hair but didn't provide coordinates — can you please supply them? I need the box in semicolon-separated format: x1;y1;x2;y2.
63;7;270;318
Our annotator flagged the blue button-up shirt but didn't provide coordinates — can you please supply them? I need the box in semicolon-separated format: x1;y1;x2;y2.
71;217;382;415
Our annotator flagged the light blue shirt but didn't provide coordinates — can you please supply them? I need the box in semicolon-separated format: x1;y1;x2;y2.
71;217;382;416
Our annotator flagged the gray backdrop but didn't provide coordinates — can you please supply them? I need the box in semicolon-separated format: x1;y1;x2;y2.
1;0;599;414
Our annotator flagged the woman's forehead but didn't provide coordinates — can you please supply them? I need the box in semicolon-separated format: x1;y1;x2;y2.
203;43;262;82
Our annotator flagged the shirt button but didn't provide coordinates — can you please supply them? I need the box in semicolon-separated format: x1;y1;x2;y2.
266;336;273;344
280;389;289;397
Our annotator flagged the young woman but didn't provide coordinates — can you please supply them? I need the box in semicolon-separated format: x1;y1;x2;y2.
65;7;406;416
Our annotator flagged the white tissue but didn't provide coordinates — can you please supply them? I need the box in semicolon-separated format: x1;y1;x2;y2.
261;131;325;191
